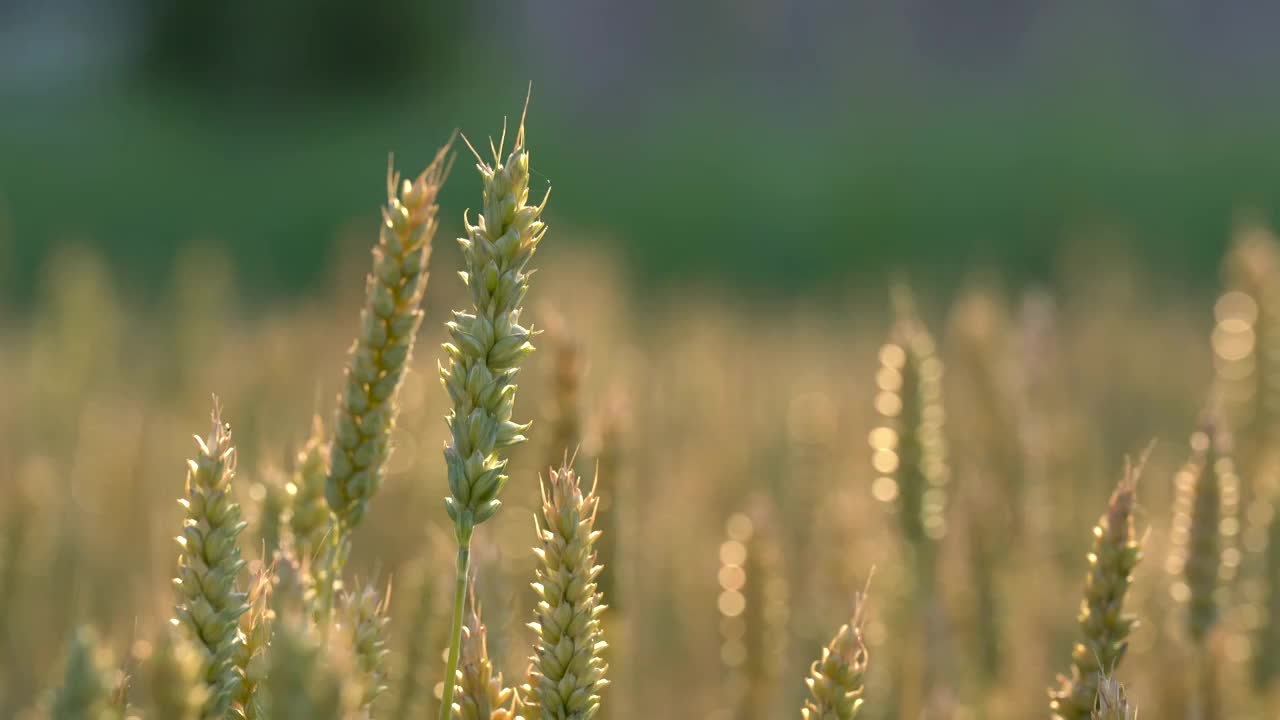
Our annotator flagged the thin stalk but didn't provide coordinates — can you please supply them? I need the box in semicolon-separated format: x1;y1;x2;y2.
439;543;471;720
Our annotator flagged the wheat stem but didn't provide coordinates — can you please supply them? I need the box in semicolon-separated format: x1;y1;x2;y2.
439;546;472;720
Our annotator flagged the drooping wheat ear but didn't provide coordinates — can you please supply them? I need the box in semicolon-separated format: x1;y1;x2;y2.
149;626;210;720
1169;418;1241;643
343;581;391;713
453;586;519;720
438;105;546;720
542;310;583;475
234;564;274;720
50;626;125;720
173;402;249;719
1091;673;1137;720
871;285;950;580
289;415;331;565
1049;459;1144;720
801;587;870;720
520;465;608;720
717;502;788;720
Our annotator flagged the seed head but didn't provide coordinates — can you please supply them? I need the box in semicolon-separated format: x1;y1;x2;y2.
327;142;453;529
441;114;547;543
172;402;249;719
521;466;608;720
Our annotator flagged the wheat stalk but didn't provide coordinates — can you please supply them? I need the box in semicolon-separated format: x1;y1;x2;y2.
437;103;546;720
801;587;870;720
172;402;249;719
1049;459;1144;720
520;466;608;720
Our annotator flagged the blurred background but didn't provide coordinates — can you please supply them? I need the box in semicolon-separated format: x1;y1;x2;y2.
4;2;1280;719
4;0;1280;302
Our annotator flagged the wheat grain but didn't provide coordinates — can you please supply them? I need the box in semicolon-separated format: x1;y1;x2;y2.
520;466;608;720
172;402;249;719
1049;460;1143;720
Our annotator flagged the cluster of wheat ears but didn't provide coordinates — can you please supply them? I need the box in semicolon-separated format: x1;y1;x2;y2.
17;101;1280;720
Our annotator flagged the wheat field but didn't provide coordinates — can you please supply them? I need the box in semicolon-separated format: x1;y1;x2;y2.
1;110;1279;720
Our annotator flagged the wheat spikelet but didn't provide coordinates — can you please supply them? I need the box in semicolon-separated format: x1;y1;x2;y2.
801;589;869;720
149;626;210;720
327;141;453;530
1049;460;1143;720
344;581;391;713
50;626;125;720
172;402;249;719
520;465;608;720
453;589;519;720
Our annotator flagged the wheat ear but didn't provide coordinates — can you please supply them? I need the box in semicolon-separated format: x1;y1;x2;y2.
520;465;609;720
1048;459;1143;720
234;564;273;719
344;581;391;713
438;104;546;720
149;626;210;720
50;626;125;720
453;584;519;720
173;402;249;719
801;587;870;720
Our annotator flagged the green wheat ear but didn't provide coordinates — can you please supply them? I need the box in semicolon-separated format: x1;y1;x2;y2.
50;626;126;720
173;401;249;719
1049;457;1144;720
327;140;454;530
453;585;519;720
149;625;210;720
520;465;609;720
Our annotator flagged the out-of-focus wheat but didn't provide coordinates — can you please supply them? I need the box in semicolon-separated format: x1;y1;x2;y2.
49;626;125;720
1091;674;1137;720
172;403;249;719
1049;461;1143;720
453;590;518;720
149;627;210;720
344;581;391;713
801;589;869;720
